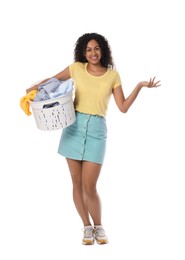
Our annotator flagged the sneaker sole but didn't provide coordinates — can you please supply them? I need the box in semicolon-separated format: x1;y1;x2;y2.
82;240;95;245
96;239;108;245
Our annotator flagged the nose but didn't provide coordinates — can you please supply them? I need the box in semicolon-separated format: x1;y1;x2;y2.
92;49;97;55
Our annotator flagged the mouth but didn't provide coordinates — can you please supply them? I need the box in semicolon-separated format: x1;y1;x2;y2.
90;56;98;60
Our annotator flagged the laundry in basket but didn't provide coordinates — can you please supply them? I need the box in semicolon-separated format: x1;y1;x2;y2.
30;78;76;131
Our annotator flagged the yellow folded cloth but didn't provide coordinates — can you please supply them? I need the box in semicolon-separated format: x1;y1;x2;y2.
20;90;38;115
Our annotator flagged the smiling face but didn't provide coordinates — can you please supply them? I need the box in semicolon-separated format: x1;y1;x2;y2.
84;39;102;65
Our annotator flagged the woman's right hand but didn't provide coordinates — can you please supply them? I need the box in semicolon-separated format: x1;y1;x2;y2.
26;84;39;94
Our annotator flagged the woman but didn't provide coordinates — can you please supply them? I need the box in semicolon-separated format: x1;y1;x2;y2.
26;32;160;245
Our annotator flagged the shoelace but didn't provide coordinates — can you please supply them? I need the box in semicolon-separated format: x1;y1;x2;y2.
84;227;93;238
94;227;105;237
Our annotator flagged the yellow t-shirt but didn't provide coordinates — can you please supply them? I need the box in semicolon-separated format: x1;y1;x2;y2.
69;62;121;117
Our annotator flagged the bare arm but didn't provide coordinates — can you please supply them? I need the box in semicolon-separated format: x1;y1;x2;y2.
113;77;161;113
26;66;71;93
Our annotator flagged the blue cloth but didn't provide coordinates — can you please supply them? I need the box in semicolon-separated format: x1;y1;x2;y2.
34;78;73;101
57;111;107;164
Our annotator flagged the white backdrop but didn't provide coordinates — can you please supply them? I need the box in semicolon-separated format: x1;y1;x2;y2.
0;0;184;259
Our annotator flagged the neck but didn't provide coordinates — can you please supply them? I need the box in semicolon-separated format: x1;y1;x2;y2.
86;63;107;76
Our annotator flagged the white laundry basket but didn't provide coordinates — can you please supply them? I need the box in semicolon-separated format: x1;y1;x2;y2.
30;91;76;131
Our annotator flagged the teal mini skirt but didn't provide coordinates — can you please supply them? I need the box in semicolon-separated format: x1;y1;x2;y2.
57;111;107;164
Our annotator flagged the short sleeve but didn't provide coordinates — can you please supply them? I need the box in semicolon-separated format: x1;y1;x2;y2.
112;70;122;89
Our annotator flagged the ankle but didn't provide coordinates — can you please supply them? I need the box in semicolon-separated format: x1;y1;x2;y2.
94;224;103;228
84;222;92;227
84;225;93;228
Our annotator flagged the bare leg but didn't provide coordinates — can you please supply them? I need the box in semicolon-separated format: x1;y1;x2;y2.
66;158;91;226
66;158;103;226
82;161;102;226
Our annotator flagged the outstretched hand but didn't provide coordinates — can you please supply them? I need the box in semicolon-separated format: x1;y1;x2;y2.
140;77;161;88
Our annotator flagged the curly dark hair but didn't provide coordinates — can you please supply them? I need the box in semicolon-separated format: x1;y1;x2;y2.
74;33;114;69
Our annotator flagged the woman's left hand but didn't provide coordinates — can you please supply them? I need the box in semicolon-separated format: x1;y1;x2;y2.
140;77;161;88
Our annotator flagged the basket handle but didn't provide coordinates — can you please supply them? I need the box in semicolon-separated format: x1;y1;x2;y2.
43;101;59;109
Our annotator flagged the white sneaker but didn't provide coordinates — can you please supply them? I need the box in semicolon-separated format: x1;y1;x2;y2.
94;225;108;245
82;225;95;245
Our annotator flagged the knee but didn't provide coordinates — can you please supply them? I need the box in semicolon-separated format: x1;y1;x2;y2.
83;184;97;199
71;174;82;188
